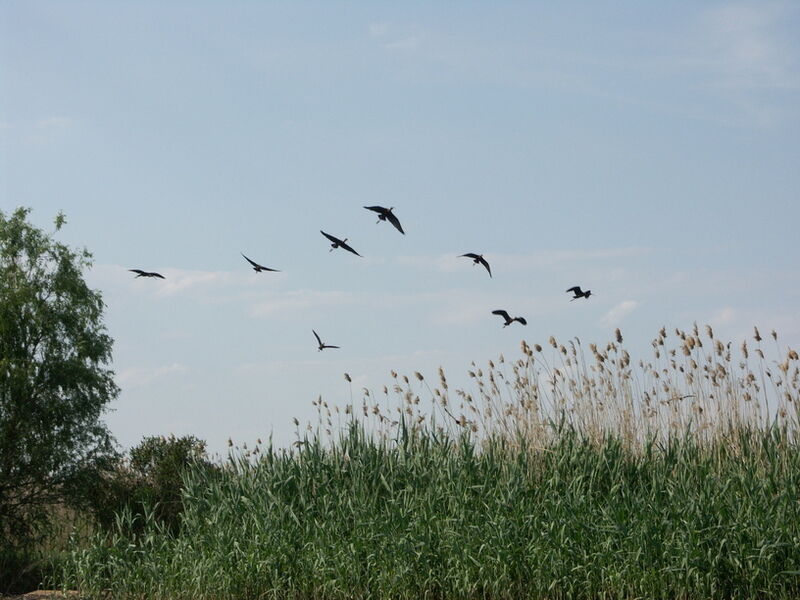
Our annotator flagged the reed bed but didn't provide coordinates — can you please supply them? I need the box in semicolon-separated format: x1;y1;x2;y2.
61;325;800;599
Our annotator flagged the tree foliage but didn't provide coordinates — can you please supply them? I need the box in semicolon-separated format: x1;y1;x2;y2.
0;207;118;546
96;435;216;535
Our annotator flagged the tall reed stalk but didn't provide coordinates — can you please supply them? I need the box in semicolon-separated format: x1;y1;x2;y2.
61;325;800;599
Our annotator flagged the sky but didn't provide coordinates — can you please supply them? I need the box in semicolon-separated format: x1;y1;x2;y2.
2;2;799;457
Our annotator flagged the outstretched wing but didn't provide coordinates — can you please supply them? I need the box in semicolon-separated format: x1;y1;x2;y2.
516;317;528;326
566;286;583;295
460;253;480;260
324;344;341;349
339;240;362;257
313;330;323;346
363;205;387;215
477;256;492;277
130;269;164;279
242;253;281;272
320;230;340;244
241;253;263;269
385;211;405;235
492;309;511;321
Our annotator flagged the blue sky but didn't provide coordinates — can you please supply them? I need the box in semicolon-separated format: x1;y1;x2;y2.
3;2;799;456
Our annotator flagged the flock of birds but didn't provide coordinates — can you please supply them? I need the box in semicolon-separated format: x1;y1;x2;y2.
129;205;592;351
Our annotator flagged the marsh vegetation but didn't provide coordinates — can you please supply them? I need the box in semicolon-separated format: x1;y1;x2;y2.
57;325;800;599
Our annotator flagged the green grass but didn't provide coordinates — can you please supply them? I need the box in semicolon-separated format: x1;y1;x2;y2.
57;326;800;598
60;425;800;599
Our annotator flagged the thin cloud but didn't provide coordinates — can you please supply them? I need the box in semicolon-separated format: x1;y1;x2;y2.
710;306;738;326
236;349;447;376
152;267;287;297
89;264;286;299
249;289;355;317
600;300;639;327
36;116;74;129
368;22;388;38
155;269;233;296
367;22;422;51
396;247;650;274
117;363;189;389
700;4;798;91
17;116;77;145
681;3;800;125
385;35;421;51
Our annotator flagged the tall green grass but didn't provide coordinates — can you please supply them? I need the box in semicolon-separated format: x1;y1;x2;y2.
60;326;800;598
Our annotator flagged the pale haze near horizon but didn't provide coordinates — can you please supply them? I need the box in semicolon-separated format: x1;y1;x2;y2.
2;2;799;457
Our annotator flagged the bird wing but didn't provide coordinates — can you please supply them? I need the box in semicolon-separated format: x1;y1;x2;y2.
313;330;323;346
153;272;165;279
492;309;511;321
363;205;386;215
242;254;281;272
566;286;583;294
339;240;362;257
386;211;405;234
241;253;263;269
478;256;492;277
324;344;341;349
460;253;479;260
129;269;145;275
320;230;341;244
516;317;528;326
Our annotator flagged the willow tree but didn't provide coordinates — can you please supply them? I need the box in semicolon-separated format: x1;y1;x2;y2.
0;207;118;546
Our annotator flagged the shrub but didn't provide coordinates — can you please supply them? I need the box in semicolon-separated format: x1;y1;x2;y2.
91;435;217;535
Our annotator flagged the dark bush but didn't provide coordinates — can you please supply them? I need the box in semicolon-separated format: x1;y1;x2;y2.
92;434;218;535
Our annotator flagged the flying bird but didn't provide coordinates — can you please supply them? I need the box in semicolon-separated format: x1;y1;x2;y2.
460;253;492;277
566;286;592;300
129;269;165;279
241;253;281;273
313;330;340;351
321;231;362;257
492;310;527;327
364;206;405;234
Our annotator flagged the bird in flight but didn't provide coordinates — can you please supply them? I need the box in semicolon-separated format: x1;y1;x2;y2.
492;310;527;327
241;253;281;273
321;231;362;257
460;253;491;277
566;286;592;300
129;269;165;279
313;330;340;351
364;206;405;235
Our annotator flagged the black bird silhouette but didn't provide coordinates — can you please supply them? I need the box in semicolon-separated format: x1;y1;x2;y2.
566;286;592;300
364;206;405;234
129;269;165;279
460;253;492;277
492;310;527;327
241;253;281;273
321;231;362;257
313;330;340;351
